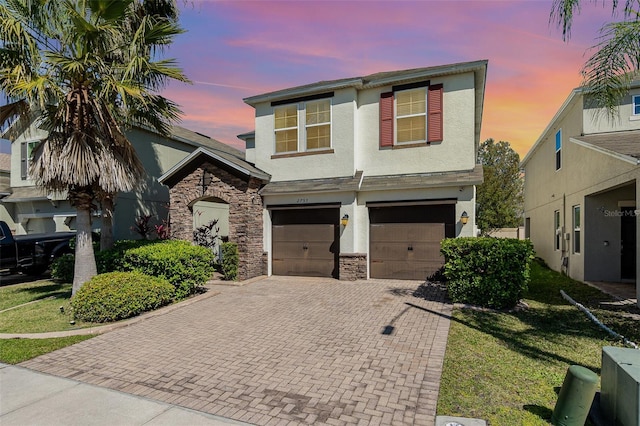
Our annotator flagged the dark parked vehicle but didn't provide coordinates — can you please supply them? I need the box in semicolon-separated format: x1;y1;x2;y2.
0;220;75;276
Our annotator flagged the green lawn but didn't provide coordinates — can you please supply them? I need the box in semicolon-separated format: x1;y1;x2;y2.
0;280;93;333
0;279;97;364
436;261;640;425
0;335;94;364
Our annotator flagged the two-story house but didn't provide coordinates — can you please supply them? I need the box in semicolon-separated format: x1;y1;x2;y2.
162;60;487;281
522;83;640;305
1;122;246;241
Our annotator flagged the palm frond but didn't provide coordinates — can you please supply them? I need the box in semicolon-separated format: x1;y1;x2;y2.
581;19;640;116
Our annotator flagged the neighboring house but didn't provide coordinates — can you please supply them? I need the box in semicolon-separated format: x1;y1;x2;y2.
161;60;487;281
2;121;242;241
522;82;640;304
0;152;14;231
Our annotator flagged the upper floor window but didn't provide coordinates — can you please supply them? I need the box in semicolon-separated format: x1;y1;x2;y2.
274;99;331;154
305;100;331;150
274;105;298;153
21;140;40;180
633;95;640;115
555;129;562;171
380;83;443;148
396;88;426;144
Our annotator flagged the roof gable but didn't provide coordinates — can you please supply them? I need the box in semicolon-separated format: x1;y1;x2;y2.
159;147;270;187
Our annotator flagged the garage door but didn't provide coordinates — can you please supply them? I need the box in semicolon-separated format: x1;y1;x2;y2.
271;208;338;278
369;204;455;280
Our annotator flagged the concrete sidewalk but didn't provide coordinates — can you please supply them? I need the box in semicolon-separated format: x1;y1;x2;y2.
0;363;248;426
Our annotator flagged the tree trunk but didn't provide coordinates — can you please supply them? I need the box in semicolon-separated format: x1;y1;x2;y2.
71;191;98;295
100;193;115;251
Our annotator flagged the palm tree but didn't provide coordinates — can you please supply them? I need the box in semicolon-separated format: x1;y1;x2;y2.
0;0;188;294
551;0;640;115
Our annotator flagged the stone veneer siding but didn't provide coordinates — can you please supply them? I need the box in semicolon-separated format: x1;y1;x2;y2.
339;253;368;281
168;162;264;281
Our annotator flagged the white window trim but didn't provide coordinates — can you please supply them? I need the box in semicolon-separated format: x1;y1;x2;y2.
303;99;332;152
395;87;427;145
273;104;299;154
572;205;581;254
555;129;562;171
21;139;41;181
554;210;561;251
273;99;333;154
631;95;640;120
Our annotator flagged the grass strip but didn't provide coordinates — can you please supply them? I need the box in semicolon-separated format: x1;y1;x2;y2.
0;335;94;364
436;260;639;425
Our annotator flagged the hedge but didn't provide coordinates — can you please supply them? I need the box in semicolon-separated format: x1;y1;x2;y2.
220;242;239;281
120;240;214;298
440;237;535;309
71;271;174;322
52;239;155;282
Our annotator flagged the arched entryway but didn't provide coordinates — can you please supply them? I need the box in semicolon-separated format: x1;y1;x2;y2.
191;197;230;260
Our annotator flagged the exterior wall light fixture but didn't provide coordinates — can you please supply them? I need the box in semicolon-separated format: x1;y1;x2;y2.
460;211;469;225
341;214;349;226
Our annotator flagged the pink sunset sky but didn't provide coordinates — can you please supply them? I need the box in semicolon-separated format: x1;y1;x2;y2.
163;0;615;158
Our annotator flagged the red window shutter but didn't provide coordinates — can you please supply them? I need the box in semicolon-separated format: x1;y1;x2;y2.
379;92;394;148
428;84;443;142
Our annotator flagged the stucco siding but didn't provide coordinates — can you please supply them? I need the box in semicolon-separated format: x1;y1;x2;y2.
583;88;640;134
525;92;640;283
253;88;357;182
357;73;476;176
10;124;48;188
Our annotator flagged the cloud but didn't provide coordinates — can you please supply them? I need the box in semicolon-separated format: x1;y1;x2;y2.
169;0;616;157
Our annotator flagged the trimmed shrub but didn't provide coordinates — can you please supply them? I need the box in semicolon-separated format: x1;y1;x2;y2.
51;253;75;283
221;242;239;281
96;239;155;273
440;237;535;309
121;240;214;299
51;240;154;282
71;271;174;322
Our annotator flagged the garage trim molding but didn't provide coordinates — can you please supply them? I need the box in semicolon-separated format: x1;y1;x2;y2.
366;198;457;208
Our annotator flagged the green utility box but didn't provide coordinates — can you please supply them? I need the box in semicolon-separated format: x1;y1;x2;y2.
601;346;640;426
552;365;598;425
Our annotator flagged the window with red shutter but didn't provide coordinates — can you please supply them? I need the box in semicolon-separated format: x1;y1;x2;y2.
427;84;443;142
379;92;394;148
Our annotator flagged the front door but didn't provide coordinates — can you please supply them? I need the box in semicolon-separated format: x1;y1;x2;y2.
621;207;636;280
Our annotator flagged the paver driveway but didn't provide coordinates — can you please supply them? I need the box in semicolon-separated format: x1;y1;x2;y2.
22;276;452;425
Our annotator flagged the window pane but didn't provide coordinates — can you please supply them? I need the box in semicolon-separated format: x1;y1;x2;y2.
275;106;297;129
397;116;426;143
397;89;425;117
635;97;640;114
575;230;580;253
306;124;330;149
306;100;330;125
275;129;297;153
574;206;580;227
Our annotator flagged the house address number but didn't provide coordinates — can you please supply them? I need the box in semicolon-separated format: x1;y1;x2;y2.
296;198;309;204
